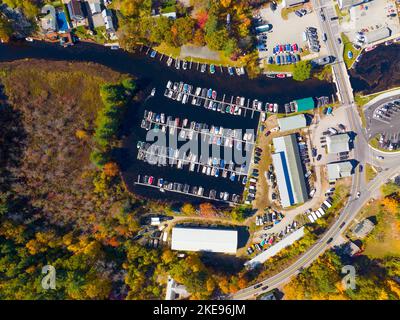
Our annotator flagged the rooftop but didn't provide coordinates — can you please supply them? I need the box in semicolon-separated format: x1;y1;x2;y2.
352;218;375;238
277;114;307;132
272;135;308;207
171;227;238;254
295;97;315;112
245;227;305;268
326;133;350;154
327;161;353;181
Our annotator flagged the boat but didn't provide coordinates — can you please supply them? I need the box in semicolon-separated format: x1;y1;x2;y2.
150;88;156;96
210;64;216;74
385;40;393;46
25;37;34;42
182;60;187;70
150;50;156;58
207;88;213;98
167;57;173;67
266;74;276;78
276;73;286;78
228;67;234;75
201;64;206;73
212;90;217;100
175;59;180;69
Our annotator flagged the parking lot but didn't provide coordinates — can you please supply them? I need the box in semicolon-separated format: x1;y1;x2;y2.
365;96;400;150
310;107;353;165
340;0;400;44
257;2;328;61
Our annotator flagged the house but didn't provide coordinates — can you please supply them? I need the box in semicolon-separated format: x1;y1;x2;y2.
352;219;375;239
277;114;307;132
282;0;306;8
327;161;353;181
165;276;190;300
344;241;361;256
40;5;57;33
272;135;308;208
171;227;238;254
86;0;105;29
326;133;350;154
68;0;85;21
102;9;117;39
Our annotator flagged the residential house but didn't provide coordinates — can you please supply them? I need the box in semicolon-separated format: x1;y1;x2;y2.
352;219;375;239
40;5;57;33
67;0;87;27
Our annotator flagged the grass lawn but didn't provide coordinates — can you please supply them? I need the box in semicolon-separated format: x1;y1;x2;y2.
363;209;400;258
264;62;294;73
365;163;377;182
153;43;181;58
341;33;361;69
313;65;332;81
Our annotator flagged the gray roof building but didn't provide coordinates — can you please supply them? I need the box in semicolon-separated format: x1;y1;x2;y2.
344;241;361;256
364;27;391;44
327;161;353;181
326;133;350;154
352;219;375;239
272;135;308;208
278;114;307;132
171;227;238;254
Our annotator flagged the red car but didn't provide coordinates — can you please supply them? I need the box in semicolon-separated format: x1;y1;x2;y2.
292;43;298;52
279;45;284;53
276;74;286;78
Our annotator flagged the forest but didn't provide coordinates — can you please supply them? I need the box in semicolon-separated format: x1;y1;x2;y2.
0;60;252;299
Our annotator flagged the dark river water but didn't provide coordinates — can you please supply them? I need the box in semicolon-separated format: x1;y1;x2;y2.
350;44;400;95
0;41;336;204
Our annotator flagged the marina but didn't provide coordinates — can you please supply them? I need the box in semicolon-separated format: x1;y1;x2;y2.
0;41;336;205
164;80;280;119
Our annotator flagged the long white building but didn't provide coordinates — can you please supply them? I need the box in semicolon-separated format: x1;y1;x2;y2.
272;135;308;208
171;227;238;254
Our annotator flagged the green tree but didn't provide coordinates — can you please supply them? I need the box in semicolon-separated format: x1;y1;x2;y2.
293;60;312;81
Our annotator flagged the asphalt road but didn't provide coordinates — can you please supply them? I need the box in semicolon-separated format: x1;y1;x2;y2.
231;1;400;300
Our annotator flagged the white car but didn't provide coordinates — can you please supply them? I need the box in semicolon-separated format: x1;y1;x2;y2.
376;156;384;160
356;192;361;199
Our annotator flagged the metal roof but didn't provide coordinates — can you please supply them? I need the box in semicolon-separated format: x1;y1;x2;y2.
278;114;307;132
327;161;353;181
295;97;314;112
171;227;238;254
326;133;350;154
272;135;308;207
364;27;391;44
245;227;305;268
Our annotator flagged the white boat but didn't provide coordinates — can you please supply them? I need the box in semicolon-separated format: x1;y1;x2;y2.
167;57;173;66
150;88;156;96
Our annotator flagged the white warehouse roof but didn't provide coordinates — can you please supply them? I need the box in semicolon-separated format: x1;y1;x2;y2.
278;114;307;132
326;133;350;154
171;227;238;254
364;27;391;44
327;161;353;181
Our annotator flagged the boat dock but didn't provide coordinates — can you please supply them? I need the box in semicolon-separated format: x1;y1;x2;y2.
134;175;240;205
141;110;255;147
164;81;279;120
